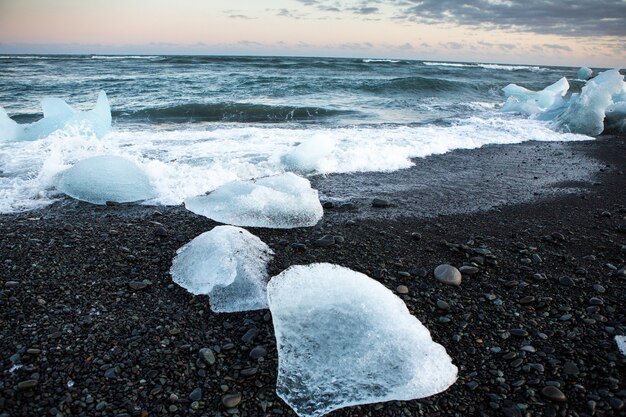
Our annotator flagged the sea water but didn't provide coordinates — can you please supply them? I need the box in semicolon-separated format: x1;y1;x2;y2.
0;55;607;213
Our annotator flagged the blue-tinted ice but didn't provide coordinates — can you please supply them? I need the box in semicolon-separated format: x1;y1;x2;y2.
0;91;111;141
185;173;323;229
267;263;458;417
56;155;156;205
501;69;626;136
170;226;274;313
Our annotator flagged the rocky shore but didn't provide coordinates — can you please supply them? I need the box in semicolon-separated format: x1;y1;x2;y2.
1;137;625;417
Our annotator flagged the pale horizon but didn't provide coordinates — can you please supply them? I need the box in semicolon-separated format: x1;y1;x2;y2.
1;0;625;68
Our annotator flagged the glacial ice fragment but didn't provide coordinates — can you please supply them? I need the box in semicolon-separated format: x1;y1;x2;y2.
185;173;323;229
502;77;569;116
170;226;274;313
577;67;593;80
56;155;156;205
267;263;458;417
552;69;625;135
0;91;111;142
616;336;626;355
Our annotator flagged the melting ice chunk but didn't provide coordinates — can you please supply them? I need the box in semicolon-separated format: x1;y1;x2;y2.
501;77;569;116
185;173;323;229
577;67;593;81
0;91;111;142
281;135;336;173
170;226;274;313
56;155;157;205
616;336;626;355
552;69;625;136
267;263;458;417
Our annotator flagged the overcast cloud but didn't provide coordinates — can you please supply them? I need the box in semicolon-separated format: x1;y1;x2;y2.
296;0;626;37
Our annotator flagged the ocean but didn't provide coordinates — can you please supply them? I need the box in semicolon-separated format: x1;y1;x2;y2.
0;55;596;213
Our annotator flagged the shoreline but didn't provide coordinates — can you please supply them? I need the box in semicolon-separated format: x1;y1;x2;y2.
1;136;625;416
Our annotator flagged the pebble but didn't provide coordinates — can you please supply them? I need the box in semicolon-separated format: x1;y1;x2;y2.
510;329;529;337
199;348;216;365
104;368;116;379
541;386;567;402
241;328;258;344
434;264;462;286
314;235;335;247
16;380;38;390
189;387;202;402
222;393;242;408
372;198;390;208
459;265;479;275
593;284;606;293
411;232;422;241
4;281;19;288
563;361;579;376
396;285;409;294
249;346;267;359
559;276;574;286
128;280;149;290
520;296;535;305
436;300;450;310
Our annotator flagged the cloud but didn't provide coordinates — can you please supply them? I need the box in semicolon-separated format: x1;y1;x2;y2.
542;43;573;52
393;0;626;37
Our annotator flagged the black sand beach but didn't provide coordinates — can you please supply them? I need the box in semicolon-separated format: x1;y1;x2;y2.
1;137;625;417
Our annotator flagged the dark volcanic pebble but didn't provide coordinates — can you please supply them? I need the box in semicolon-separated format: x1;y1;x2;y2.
541;386;567;402
314;235;335;247
249;346;267;359
222;393;242;408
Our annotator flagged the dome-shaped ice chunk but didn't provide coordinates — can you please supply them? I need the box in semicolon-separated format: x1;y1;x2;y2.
170;226;274;313
56;155;156;205
577;66;593;80
267;263;458;417
185;173;323;229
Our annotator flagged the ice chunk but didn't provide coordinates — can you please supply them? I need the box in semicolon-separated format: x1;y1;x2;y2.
552;69;625;135
502;77;569;116
616;336;626;355
577;67;593;80
170;226;274;313
281;135;335;173
0;91;111;142
267;263;458;417
605;101;626;133
185;173;323;229
56;155;156;205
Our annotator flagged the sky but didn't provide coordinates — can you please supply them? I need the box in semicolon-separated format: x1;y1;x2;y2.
0;0;624;67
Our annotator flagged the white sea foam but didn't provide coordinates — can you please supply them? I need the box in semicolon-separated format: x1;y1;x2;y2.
423;62;546;72
0;117;591;213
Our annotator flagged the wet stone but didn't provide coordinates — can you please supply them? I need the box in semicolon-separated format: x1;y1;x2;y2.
222;393;242;408
189;388;202;402
249;346;267;359
541;386;567;402
434;264;462;286
559;276;574;286
199;348;216;365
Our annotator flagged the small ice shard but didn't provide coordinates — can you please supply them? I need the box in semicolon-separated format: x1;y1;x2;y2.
281;135;335;173
170;226;274;313
267;263;458;417
0;91;111;142
502;77;569;116
185;173;323;229
577;67;593;81
552;69;625;135
616;335;626;355
56;155;157;205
